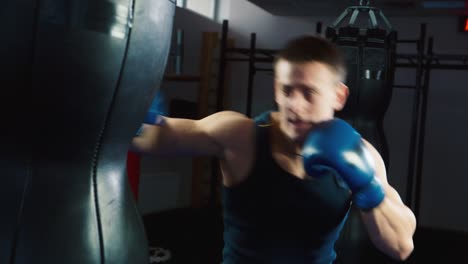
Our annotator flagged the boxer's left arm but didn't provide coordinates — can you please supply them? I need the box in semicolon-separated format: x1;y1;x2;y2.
359;140;416;261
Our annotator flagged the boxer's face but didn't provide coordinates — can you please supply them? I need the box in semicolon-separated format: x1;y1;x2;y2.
274;59;348;143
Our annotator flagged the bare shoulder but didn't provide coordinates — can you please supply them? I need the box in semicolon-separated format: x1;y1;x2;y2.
202;111;256;185
198;111;255;151
362;139;388;183
198;111;253;133
199;110;251;124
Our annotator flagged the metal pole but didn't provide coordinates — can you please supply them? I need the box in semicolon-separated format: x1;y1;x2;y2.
246;33;256;117
316;22;323;35
216;20;228;112
414;36;433;220
405;23;426;209
209;19;229;206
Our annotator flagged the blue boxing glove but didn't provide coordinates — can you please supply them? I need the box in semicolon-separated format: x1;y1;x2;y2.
136;89;167;136
301;118;385;211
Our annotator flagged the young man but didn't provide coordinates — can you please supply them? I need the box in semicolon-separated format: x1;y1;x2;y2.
131;36;416;264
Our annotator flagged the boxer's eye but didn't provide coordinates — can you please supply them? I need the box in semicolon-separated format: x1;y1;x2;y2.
281;85;293;96
303;90;313;101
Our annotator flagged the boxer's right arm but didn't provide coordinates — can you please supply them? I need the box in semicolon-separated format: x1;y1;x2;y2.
130;111;252;158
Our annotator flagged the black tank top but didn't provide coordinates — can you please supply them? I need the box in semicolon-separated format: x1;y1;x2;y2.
222;111;352;264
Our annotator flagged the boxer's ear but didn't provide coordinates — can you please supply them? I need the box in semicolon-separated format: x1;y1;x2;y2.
334;82;349;111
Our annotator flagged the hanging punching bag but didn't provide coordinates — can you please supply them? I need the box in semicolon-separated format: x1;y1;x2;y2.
328;27;396;165
326;2;398;264
326;3;397;166
0;0;175;263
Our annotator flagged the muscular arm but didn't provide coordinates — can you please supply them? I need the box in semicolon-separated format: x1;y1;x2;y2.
359;140;417;261
130;111;252;158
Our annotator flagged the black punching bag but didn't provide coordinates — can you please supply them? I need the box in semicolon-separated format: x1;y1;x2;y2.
326;7;398;264
328;27;396;165
0;0;174;263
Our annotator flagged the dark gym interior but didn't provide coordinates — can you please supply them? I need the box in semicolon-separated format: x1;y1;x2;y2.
1;0;468;263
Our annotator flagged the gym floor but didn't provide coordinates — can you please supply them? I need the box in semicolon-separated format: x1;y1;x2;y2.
144;207;223;264
143;207;468;264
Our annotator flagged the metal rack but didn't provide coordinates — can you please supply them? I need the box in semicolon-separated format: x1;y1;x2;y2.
395;24;468;219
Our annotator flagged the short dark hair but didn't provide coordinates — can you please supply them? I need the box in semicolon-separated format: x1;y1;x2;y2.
274;36;347;81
